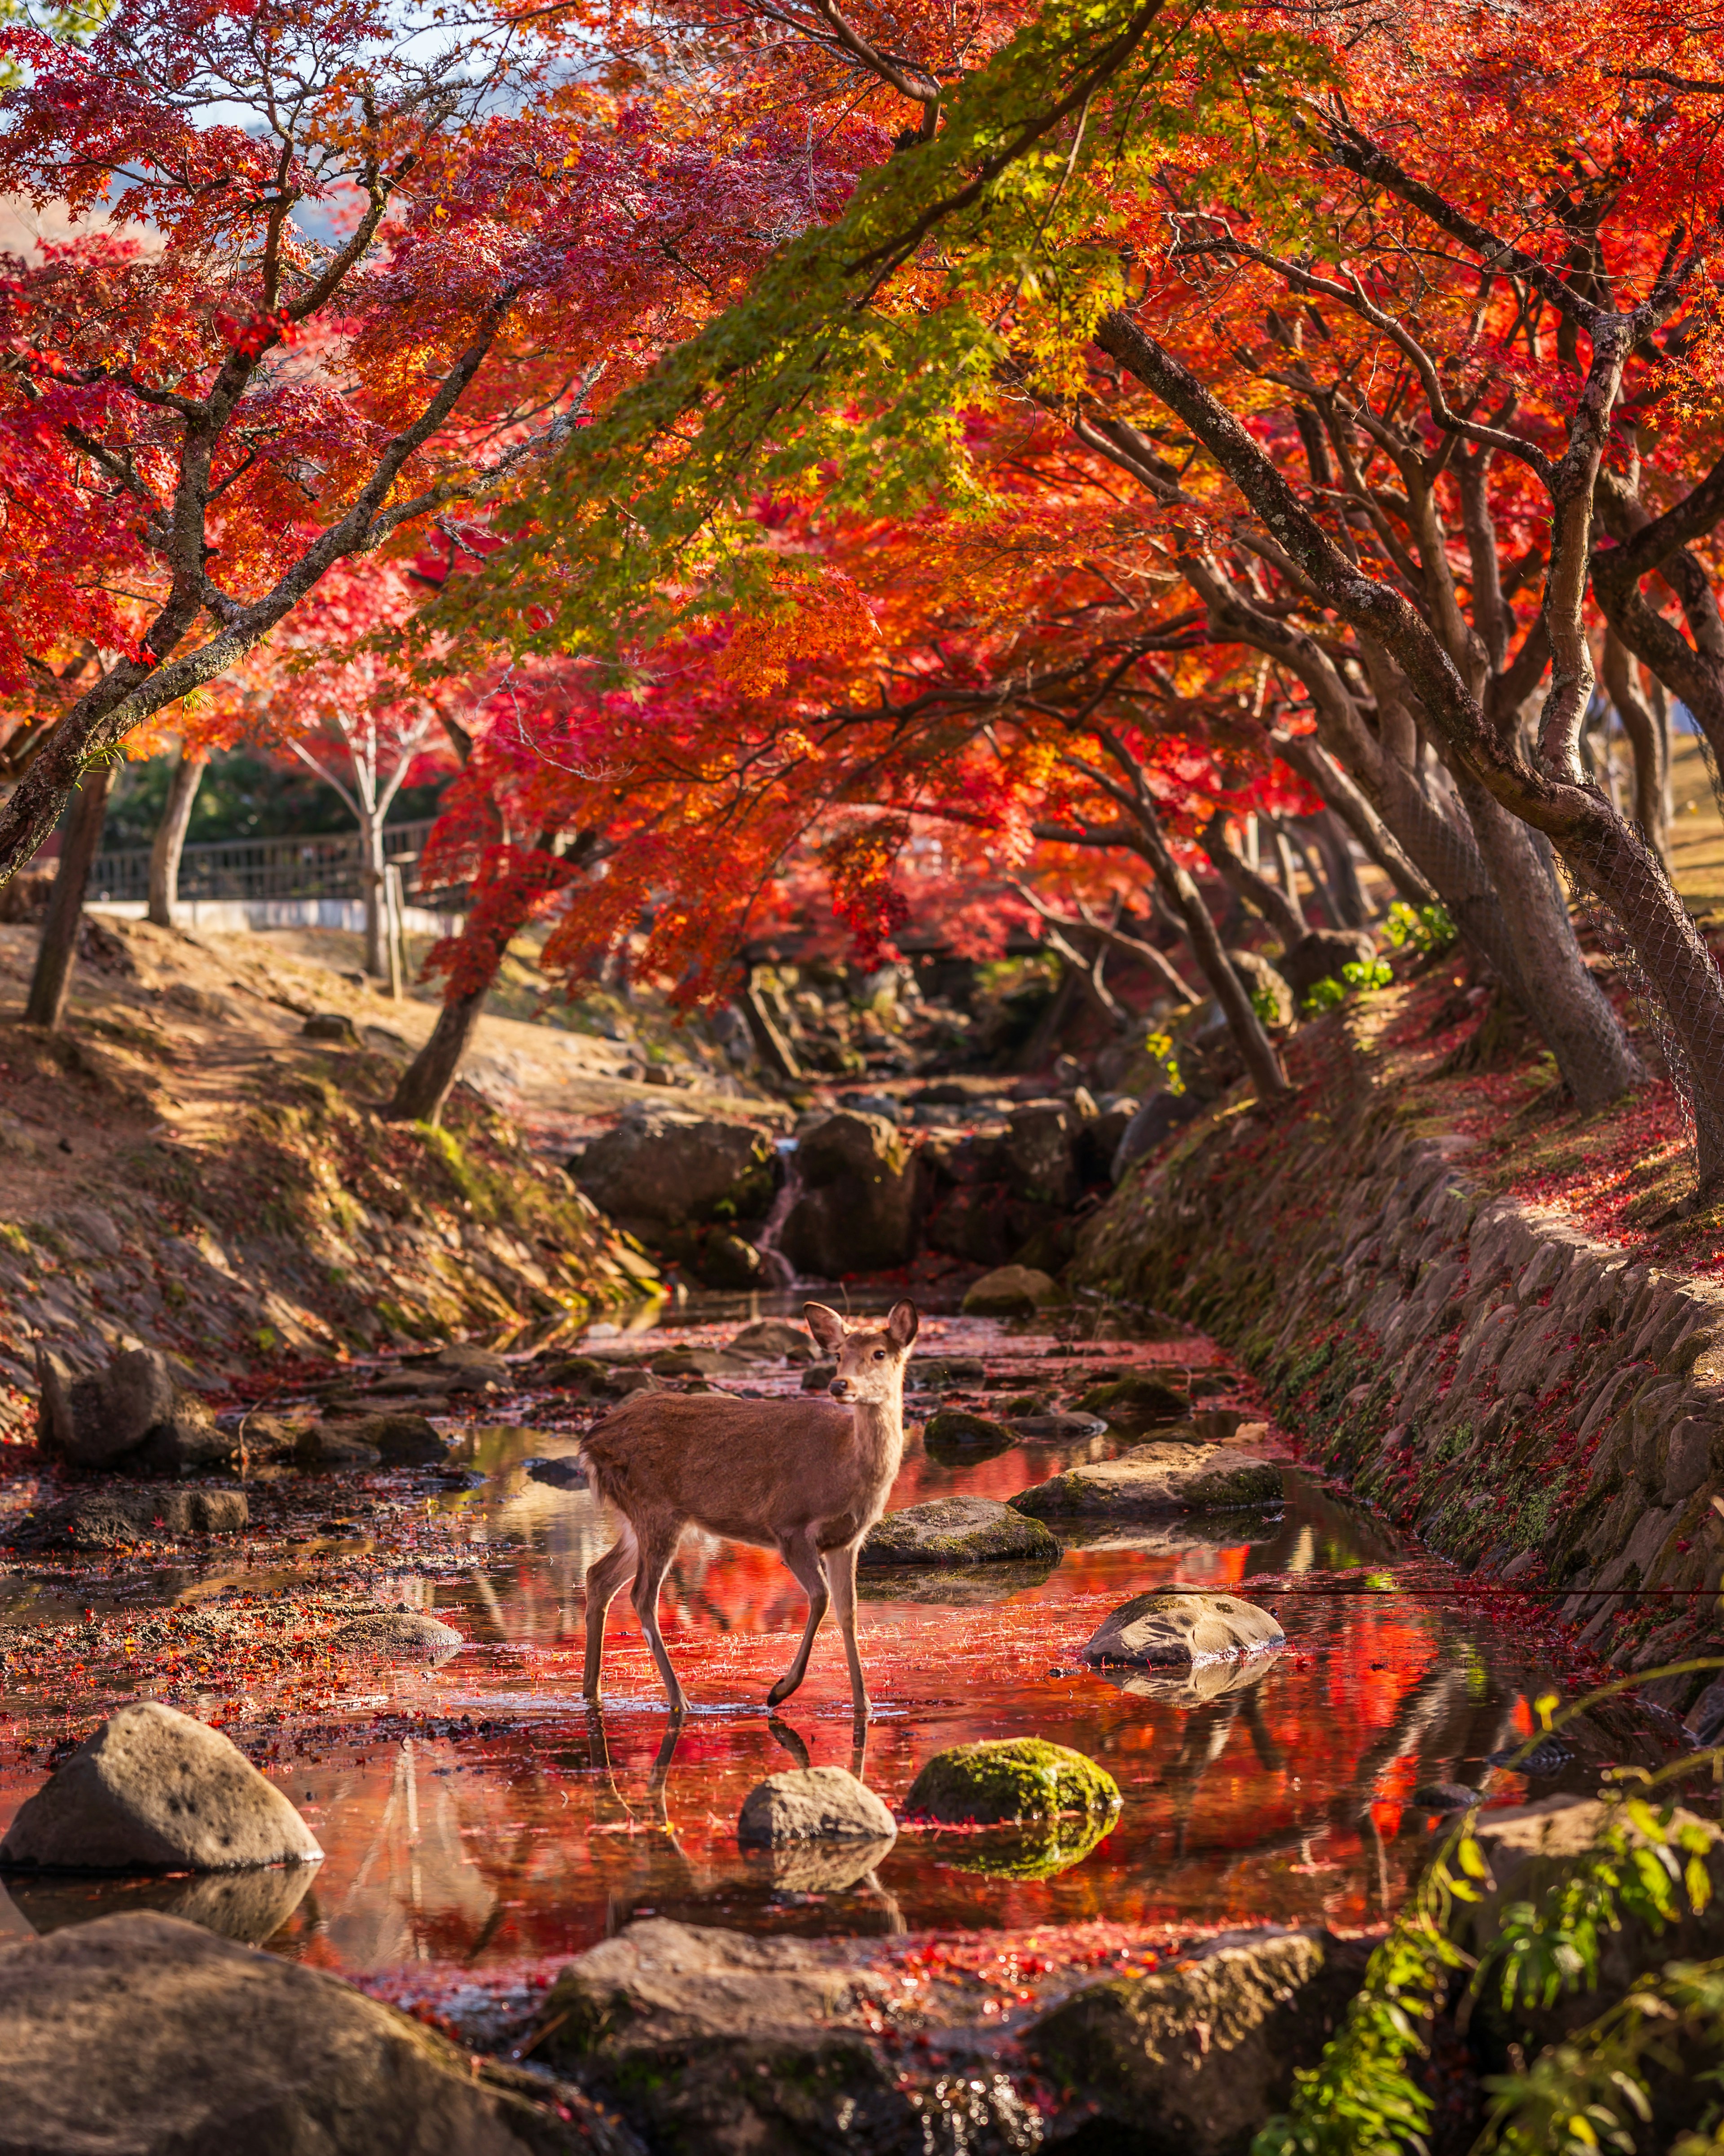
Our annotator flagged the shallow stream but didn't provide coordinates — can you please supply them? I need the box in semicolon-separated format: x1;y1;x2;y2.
0;1295;1655;2022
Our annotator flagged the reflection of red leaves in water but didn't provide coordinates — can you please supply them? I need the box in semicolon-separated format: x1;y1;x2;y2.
0;1318;1574;1993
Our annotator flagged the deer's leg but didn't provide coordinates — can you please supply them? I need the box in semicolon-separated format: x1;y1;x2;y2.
631;1521;690;1715
766;1530;829;1710
824;1538;871;1722
582;1525;639;1701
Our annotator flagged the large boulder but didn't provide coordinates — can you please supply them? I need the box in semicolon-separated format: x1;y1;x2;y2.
962;1263;1061;1316
736;1768;896;1849
1082;1591;1285;1668
15;1486;248;1551
0;1703;321;1873
925;1183;1016;1268
313;1412;448;1465
36;1345;228;1473
1029;1928;1372;2156
536;1917;891;2065
1010;1445;1283;1519
575;1111;775;1232
859;1496;1060;1568
727;1318;814;1362
779;1112;919;1277
1003;1102;1078;1208
0;1911;627;2154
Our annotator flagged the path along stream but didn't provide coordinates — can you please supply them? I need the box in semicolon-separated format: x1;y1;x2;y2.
0;1296;1663;2040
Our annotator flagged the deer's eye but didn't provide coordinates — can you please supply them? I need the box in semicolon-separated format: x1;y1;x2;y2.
873;1348;886;1361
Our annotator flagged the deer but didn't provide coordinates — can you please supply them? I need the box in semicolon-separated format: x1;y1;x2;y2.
579;1299;917;1720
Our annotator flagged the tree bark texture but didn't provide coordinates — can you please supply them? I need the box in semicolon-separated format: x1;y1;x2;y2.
1600;628;1670;860
1091;313;1701;1154
25;762;115;1030
386;986;489;1125
1132;812;1290;1102
1202;812;1308;948
147;747;203;928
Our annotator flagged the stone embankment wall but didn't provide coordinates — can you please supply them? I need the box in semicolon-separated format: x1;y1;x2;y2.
1073;1058;1724;1727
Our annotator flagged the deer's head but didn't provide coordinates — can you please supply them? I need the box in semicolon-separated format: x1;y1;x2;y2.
806;1300;918;1404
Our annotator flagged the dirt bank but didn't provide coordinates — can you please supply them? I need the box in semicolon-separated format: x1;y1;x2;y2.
0;915;747;1436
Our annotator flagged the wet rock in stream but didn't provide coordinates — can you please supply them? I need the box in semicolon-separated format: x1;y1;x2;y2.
921;1407;1017;1459
331;1609;464;1657
1074;1372;1192;1426
736;1767;896;1850
906;1739;1120;1831
0;1911;633;2155
961;1265;1062;1317
0;1703;321;1873
526;1455;589;1490
1010;1411;1107;1441
1010;1446;1282;1520
860;1497;1061;1569
1082;1591;1286;1670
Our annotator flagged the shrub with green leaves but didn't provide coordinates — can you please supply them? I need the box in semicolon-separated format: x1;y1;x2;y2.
1302;960;1394;1014
1385;903;1460;958
1254;1669;1724;2156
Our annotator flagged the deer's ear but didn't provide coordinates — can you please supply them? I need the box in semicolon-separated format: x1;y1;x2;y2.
804;1302;846;1354
886;1300;919;1350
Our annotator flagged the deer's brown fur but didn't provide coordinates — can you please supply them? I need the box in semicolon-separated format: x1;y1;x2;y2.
580;1298;917;1716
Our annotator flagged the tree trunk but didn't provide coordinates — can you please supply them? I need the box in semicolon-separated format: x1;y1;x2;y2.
25;763;115;1030
1202;812;1307;947
1457;776;1644;1109
1132;815;1290;1102
1271;732;1435;909
1315;811;1370;927
361;810;387;977
147;746;203;928
1601;627;1670;862
386;984;488;1124
1282;819;1343;930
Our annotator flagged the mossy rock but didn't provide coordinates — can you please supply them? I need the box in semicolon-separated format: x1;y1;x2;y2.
906;1737;1121;1827
859;1496;1061;1569
1011;1446;1282;1519
962;1264;1063;1316
1075;1373;1191;1423
922;1407;1017;1464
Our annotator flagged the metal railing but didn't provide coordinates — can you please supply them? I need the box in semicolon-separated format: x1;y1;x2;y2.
88;818;450;908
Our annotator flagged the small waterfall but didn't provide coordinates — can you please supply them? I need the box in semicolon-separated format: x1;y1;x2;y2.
752;1138;803;1289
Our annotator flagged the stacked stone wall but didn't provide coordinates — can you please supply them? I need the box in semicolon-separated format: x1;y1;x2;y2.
1072;1057;1724;1726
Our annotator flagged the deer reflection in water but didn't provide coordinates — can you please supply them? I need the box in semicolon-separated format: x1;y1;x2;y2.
584;1705;904;1937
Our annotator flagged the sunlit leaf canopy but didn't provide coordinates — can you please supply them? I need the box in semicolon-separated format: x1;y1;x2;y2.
396;0;1724;1033
436;0;1339;663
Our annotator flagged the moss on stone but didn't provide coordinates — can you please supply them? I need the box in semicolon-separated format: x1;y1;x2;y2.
859;1498;1060;1568
905;1738;1121;1826
1076;1374;1190;1422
